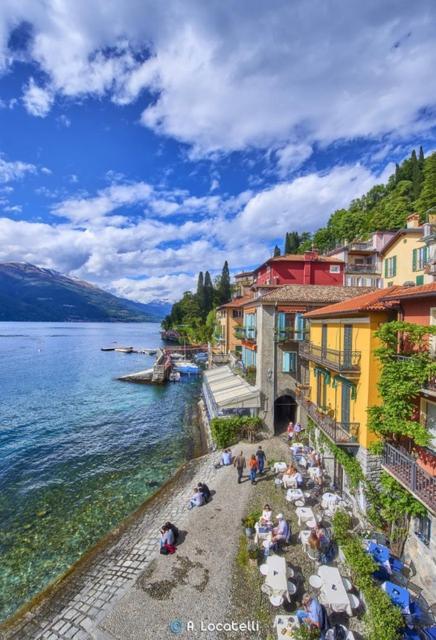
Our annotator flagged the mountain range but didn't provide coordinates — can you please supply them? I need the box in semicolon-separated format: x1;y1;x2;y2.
0;263;171;322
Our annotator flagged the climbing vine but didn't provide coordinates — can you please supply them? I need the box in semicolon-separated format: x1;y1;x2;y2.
368;320;436;446
317;432;364;489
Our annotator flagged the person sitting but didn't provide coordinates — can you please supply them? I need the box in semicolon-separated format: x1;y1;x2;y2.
314;523;329;548
159;525;176;554
164;521;179;544
294;422;303;438
283;464;298;488
198;482;211;502
188;487;205;509
307;530;321;559
261;503;273;523
308;450;320;467
221;449;232;465
313;463;323;487
296;593;323;629
272;513;290;546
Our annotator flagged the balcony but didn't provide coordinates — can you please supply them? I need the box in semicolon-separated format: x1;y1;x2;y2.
348;241;374;252
299;342;361;374
345;263;379;274
300;397;360;445
423;223;436;240
234;327;256;341
276;328;308;343
382;442;436;514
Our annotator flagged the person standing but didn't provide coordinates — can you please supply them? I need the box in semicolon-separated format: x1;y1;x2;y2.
248;454;258;485
287;421;294;440
256;445;266;474
234;451;246;484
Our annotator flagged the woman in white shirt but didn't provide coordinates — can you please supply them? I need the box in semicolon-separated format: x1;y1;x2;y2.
261;504;272;523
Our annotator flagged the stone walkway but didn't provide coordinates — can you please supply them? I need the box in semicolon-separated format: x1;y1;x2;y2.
1;443;261;640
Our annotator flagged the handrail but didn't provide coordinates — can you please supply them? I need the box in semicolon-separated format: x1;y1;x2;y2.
383;442;436;513
300;397;360;445
299;342;361;372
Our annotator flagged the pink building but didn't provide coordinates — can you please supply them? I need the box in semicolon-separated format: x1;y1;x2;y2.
253;251;344;287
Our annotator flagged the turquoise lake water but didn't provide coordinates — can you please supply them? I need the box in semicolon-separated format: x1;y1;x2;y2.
0;322;200;622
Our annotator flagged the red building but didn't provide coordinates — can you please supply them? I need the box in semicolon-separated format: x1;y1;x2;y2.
253;251;344;287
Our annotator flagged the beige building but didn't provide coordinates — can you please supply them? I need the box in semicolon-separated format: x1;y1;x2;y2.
215;296;250;355
381;214;426;286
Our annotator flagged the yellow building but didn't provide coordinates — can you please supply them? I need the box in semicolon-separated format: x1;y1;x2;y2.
301;288;400;491
215;296;250;354
381;214;426;286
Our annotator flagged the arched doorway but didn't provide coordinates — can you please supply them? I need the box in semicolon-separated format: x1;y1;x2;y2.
274;394;297;434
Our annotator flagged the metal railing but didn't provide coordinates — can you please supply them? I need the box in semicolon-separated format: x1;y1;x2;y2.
276;328;308;343
299;342;361;373
345;263;379;274
349;242;374;251
300;397;360;445
383;442;436;513
234;327;257;341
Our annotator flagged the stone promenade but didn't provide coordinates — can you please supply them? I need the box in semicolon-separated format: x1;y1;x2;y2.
1;442;268;640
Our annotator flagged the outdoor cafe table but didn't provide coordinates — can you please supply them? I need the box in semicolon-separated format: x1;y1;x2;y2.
265;554;288;596
295;506;316;527
366;542;392;573
298;529;311;552
274;615;300;639
382;581;411;614
321;492;340;510
286;488;304;502
318;565;352;615
274;462;288;474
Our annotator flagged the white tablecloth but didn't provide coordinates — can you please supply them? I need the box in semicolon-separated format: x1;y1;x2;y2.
254;522;272;544
286;488;304;502
298;529;311;551
274;615;300;639
295;506;316;526
308;466;322;481
274;462;288;474
283;474;297;489
321;492;340;510
318;566;352;615
265;555;288;595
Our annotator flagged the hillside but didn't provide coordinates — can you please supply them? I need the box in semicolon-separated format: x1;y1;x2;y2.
283;148;436;254
0;263;171;322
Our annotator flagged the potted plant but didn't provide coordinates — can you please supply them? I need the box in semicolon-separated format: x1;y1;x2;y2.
247;542;260;566
242;509;261;537
293;625;320;640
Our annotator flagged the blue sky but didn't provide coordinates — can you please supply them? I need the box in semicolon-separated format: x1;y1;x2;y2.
1;0;436;302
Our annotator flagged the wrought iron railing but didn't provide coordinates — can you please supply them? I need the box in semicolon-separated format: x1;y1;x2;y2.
234;327;256;341
276;328;308;343
300;397;360;445
349;242;374;251
299;342;361;372
383;442;436;513
345;263;379;274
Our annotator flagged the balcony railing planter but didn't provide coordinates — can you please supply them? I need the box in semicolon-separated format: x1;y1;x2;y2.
276;328;308;343
299;342;361;373
382;442;436;513
345;264;379;274
300;397;360;445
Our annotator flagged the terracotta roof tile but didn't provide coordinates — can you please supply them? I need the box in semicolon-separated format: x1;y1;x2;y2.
217;295;253;309
304;286;404;318
381;282;436;300
253;284;376;306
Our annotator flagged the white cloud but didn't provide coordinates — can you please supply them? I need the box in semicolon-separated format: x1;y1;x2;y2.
0;155;36;183
0;1;434;157
22;77;53;117
57;114;71;127
276;143;313;177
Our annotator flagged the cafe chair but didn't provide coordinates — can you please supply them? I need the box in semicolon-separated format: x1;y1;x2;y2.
295;499;305;507
259;564;268;576
348;593;360;611
342;577;353;591
309;575;322;589
407;581;423;598
287;581;297;596
286;566;295;578
270;594;285;607
261;583;272;597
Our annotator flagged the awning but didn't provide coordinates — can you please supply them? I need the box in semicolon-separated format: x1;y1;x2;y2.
203;366;260;413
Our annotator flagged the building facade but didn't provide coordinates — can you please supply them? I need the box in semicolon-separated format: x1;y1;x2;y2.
252;251;345;287
327;230;396;288
215;296;249;355
241;285;374;435
381;214;426;286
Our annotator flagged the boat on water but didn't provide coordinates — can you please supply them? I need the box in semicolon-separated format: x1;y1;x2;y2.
174;361;200;374
170;353;184;360
194;352;208;363
101;347;115;351
114;346;134;353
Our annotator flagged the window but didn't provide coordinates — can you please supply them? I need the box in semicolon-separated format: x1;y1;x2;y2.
414;513;431;546
282;351;297;373
384;256;397;278
330;265;340;273
412;246;428;272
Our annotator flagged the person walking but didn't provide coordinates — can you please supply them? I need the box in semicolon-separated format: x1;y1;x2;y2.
248;454;258;485
234;451;246;484
256;445;267;474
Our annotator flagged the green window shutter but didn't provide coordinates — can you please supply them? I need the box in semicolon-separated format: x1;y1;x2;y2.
392;255;397;277
412;248;417;272
384;259;388;277
416;275;424;285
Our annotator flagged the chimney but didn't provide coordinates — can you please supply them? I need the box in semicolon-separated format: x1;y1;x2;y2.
304;250;319;261
406;213;420;229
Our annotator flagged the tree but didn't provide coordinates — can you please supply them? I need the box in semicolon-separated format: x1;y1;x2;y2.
218;260;232;304
284;231;300;254
273;244;281;257
196;271;205;316
410;149;423;201
416;152;436;218
204;271;214;315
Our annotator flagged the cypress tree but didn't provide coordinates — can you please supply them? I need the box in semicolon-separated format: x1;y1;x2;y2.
419;146;425;167
219;260;232;304
284;231;300;253
273;245;281;257
411;149;423;201
416;153;436;218
204;271;214;314
196;271;205;316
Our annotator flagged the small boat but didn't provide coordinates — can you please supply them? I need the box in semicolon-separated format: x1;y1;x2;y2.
174;361;200;375
170;353;184;360
101;347;115;351
194;352;208;363
115;346;134;353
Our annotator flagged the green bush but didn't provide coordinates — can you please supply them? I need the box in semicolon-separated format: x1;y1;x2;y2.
210;416;263;448
242;509;262;529
332;510;403;640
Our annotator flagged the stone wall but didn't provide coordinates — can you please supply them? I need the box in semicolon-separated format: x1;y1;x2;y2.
403;513;436;604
